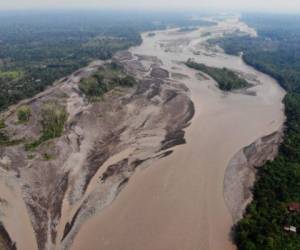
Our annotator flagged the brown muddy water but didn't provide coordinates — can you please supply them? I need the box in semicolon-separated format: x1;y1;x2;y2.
71;17;285;250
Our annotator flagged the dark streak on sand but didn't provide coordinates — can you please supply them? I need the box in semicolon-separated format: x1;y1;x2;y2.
61;207;82;242
82;128;126;193
0;223;16;250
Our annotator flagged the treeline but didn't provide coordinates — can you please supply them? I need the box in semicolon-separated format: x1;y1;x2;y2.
0;12;146;111
212;14;300;250
186;59;249;91
210;14;300;93
0;11;214;112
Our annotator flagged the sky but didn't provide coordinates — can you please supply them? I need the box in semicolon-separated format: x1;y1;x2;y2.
1;0;300;13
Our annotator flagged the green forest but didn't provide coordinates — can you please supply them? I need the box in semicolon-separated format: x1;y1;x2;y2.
79;63;136;101
186;59;249;91
0;12;141;111
212;14;300;250
0;11;213;111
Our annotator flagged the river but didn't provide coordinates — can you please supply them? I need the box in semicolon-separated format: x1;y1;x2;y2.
0;16;285;250
71;17;285;250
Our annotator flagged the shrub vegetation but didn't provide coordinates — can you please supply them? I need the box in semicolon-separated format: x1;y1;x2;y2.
79;64;136;101
25;102;67;150
17;105;31;123
186;59;249;91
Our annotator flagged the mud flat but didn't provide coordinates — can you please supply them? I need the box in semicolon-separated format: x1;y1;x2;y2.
72;17;285;250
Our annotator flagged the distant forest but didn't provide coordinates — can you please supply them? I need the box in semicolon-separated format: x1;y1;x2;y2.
0;10;214;111
212;13;300;250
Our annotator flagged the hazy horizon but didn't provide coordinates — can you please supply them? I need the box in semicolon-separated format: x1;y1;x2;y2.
1;0;300;14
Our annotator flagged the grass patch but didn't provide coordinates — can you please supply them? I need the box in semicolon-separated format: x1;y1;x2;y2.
40;102;68;139
79;63;136;101
25;102;67;150
186;59;249;91
0;119;5;129
79;77;105;98
0;131;24;147
17;105;31;123
0;70;24;80
0;131;9;146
